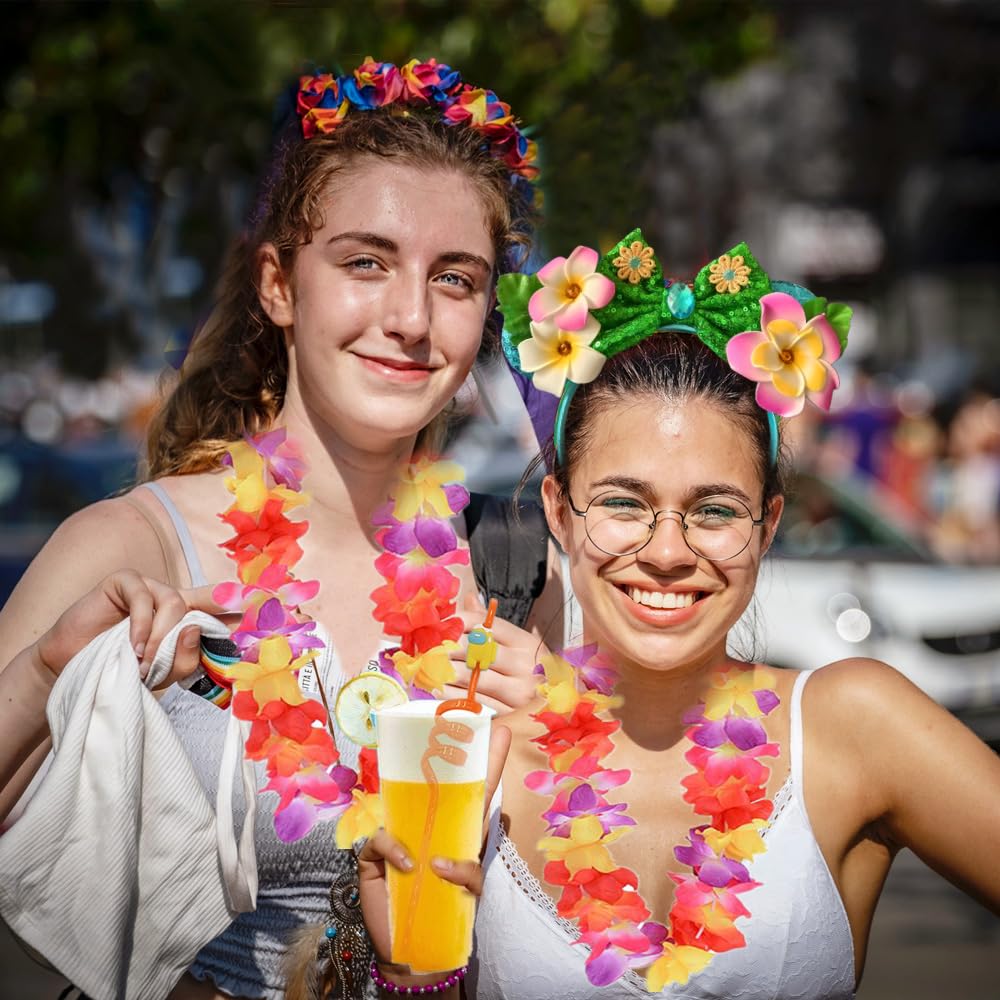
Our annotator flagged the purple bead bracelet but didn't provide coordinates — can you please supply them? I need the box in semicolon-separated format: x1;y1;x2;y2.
369;960;469;995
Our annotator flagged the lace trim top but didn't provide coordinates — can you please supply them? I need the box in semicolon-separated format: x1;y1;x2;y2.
469;669;857;1000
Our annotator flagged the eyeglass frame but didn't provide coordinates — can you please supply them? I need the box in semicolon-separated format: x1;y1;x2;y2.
566;490;768;562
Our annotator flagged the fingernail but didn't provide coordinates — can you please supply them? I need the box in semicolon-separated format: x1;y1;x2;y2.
182;630;200;649
399;853;414;872
133;642;145;659
431;857;452;873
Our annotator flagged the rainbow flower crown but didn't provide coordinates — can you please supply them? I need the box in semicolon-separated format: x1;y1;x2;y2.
498;230;853;464
296;57;538;185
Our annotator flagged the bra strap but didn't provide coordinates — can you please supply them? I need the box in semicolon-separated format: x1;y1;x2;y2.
139;481;209;587
789;668;816;790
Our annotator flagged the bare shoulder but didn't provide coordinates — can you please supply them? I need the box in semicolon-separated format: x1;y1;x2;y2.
804;657;1000;818
803;656;931;728
0;493;171;656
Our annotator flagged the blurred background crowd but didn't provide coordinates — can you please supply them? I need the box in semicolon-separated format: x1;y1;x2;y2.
1;1;998;997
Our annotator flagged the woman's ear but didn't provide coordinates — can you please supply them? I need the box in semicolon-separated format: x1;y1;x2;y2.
257;244;295;329
760;494;785;555
541;474;569;551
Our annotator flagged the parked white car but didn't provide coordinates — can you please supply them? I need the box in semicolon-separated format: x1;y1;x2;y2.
751;474;1000;740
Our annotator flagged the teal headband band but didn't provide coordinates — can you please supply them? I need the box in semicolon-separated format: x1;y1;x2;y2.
498;229;850;471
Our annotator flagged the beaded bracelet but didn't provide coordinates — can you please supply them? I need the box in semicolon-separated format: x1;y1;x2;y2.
369;960;468;995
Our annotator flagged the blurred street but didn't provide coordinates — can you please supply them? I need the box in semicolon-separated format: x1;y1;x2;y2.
2;848;997;998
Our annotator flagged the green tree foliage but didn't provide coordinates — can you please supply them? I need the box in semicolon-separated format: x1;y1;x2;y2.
0;0;772;375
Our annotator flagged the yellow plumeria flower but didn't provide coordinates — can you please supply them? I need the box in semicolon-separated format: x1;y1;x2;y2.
238;553;273;586
536;815;624;875
230;469;269;514
228;636;310;706
708;253;751;294
581;690;624;714
271;485;310;510
393;457;466;520
646;943;713;990
703;667;776;719
334;789;384;849
516;318;608;399
703;819;768;862
535;652;582;714
391;641;460;693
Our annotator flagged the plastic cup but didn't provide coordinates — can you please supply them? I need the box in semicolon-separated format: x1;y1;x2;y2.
375;700;494;973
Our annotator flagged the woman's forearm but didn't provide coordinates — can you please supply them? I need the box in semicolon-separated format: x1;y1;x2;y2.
0;644;55;820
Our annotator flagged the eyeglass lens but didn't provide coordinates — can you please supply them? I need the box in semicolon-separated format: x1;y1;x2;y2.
583;492;756;560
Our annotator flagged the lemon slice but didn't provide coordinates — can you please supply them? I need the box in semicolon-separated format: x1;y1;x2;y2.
334;672;409;748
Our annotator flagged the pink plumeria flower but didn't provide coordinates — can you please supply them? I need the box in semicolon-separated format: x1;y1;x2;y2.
726;292;842;417
528;246;616;331
517;317;607;398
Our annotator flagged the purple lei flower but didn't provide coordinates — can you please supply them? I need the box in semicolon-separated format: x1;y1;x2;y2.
581;921;667;986
755;688;780;714
689;713;769;750
268;763;356;842
543;782;636;836
249;428;307;490
380;514;458;558
561;642;619;695
674;829;751;887
443;482;471;514
232;596;324;658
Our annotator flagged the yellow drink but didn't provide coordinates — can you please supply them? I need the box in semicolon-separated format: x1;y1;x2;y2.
376;700;493;972
381;777;486;972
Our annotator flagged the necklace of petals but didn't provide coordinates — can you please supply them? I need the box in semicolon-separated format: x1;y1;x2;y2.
527;645;780;990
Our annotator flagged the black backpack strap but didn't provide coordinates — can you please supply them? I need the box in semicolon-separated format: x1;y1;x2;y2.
465;492;549;630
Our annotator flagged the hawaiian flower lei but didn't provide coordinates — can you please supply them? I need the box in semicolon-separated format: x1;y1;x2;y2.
527;645;780;990
332;455;472;849
296;57;538;183
213;430;358;842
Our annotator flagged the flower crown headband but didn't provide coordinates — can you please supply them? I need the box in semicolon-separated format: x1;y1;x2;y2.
497;229;852;465
296;57;538;188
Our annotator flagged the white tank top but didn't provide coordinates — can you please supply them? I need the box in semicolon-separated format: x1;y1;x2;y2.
469;669;856;999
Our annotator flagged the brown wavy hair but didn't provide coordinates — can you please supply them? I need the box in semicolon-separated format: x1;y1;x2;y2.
145;109;534;478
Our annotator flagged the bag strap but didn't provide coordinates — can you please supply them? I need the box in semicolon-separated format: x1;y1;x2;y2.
465;493;549;630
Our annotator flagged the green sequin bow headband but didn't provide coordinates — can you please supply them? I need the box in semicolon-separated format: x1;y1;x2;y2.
498;228;852;465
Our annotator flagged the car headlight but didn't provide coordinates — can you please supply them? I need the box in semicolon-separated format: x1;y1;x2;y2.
923;629;1000;656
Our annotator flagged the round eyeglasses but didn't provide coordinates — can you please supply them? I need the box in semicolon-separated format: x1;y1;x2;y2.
568;491;766;562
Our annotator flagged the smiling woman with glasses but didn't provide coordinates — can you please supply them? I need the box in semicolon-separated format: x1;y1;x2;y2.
345;234;1000;1000
568;490;767;561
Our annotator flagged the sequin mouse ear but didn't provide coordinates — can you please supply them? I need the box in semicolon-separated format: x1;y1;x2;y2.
498;229;853;464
